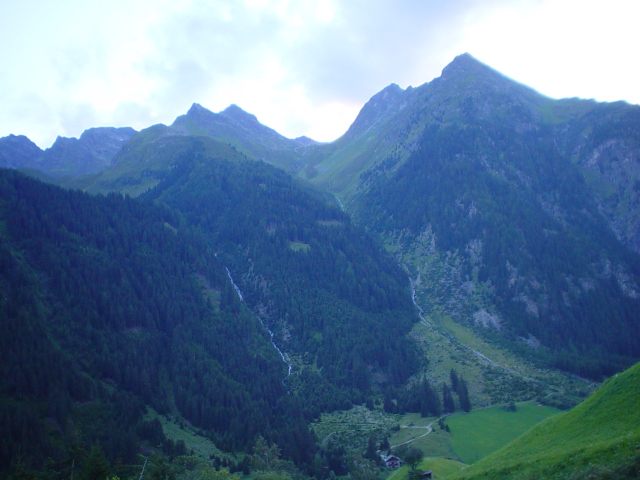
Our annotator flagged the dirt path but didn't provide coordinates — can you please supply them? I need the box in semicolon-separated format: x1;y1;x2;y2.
390;422;434;448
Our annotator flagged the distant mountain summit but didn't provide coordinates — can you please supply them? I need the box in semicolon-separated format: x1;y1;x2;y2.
0;134;42;169
0;127;136;177
170;103;308;167
42;127;137;176
343;83;408;139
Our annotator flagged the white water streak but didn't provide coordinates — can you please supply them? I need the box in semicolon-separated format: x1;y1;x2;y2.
409;275;430;326
226;267;244;301
224;266;292;383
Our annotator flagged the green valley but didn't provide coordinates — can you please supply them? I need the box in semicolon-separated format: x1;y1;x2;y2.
1;52;640;480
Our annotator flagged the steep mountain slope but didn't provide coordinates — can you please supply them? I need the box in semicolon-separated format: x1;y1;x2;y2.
451;361;640;479
0;136;422;474
321;54;640;380
138;136;421;398
0;168;309;471
42;126;138;176
298;53;550;198
560;99;640;253
60;104;314;195
171;103;310;170
302;54;640;259
3;52;639;418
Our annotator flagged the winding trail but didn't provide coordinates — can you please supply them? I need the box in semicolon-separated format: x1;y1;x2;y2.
390;422;434;449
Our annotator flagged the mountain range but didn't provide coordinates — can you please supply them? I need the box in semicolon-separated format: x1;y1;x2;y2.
2;53;640;479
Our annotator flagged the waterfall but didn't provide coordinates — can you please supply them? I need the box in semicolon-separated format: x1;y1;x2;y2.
224;266;292;383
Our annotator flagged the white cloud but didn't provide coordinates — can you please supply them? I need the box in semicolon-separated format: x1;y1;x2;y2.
456;0;640;104
0;0;638;148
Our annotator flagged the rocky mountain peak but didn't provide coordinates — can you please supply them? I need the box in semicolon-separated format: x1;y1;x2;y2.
344;83;408;138
0;134;43;169
220;104;259;124
185;102;216;121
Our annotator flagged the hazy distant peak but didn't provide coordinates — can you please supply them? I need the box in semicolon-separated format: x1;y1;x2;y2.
186;102;214;117
220;104;260;124
293;135;319;146
0;133;43;169
51;135;77;147
440;52;495;80
79;126;137;142
344;82;408;138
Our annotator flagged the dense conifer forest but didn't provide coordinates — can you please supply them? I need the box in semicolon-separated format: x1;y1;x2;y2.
3;53;640;480
0;138;421;478
356;114;640;380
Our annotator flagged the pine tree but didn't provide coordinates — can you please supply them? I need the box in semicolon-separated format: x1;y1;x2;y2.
442;383;455;413
449;369;459;392
83;445;110;480
457;377;471;412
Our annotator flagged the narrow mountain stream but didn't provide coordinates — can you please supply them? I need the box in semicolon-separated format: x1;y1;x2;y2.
409;273;430;326
225;267;292;384
409;272;542;386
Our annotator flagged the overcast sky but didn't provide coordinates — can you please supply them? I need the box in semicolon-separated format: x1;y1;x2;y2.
1;0;638;148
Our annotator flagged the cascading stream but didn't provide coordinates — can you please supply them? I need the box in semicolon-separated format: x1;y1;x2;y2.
225;267;292;384
409;273;430;326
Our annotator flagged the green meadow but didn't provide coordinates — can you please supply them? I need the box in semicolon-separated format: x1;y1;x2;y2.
446;402;561;464
387;457;467;480
449;362;640;479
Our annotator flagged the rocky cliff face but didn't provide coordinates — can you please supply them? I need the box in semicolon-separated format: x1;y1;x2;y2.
563;103;640;254
341;54;640;379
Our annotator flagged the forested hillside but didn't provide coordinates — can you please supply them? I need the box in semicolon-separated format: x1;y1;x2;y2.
354;98;640;380
141;136;420;400
0;168;312;471
0;135;421;477
341;55;640;381
2;52;640;480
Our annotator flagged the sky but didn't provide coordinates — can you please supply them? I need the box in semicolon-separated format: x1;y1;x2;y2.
1;0;639;149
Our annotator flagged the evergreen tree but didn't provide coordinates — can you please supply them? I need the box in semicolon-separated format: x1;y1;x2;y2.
457;377;471;412
364;436;378;462
450;369;459;393
83;445;110;480
442;383;455;413
379;436;390;452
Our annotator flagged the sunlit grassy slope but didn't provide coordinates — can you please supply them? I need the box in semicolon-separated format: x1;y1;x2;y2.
449;362;640;479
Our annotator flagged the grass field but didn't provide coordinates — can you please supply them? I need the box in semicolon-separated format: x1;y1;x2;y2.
144;409;223;460
448;362;640;479
387;457;467;480
446;402;561;464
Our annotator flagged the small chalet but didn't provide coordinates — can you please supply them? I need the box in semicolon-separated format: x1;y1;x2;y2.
421;471;434;479
381;454;401;469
